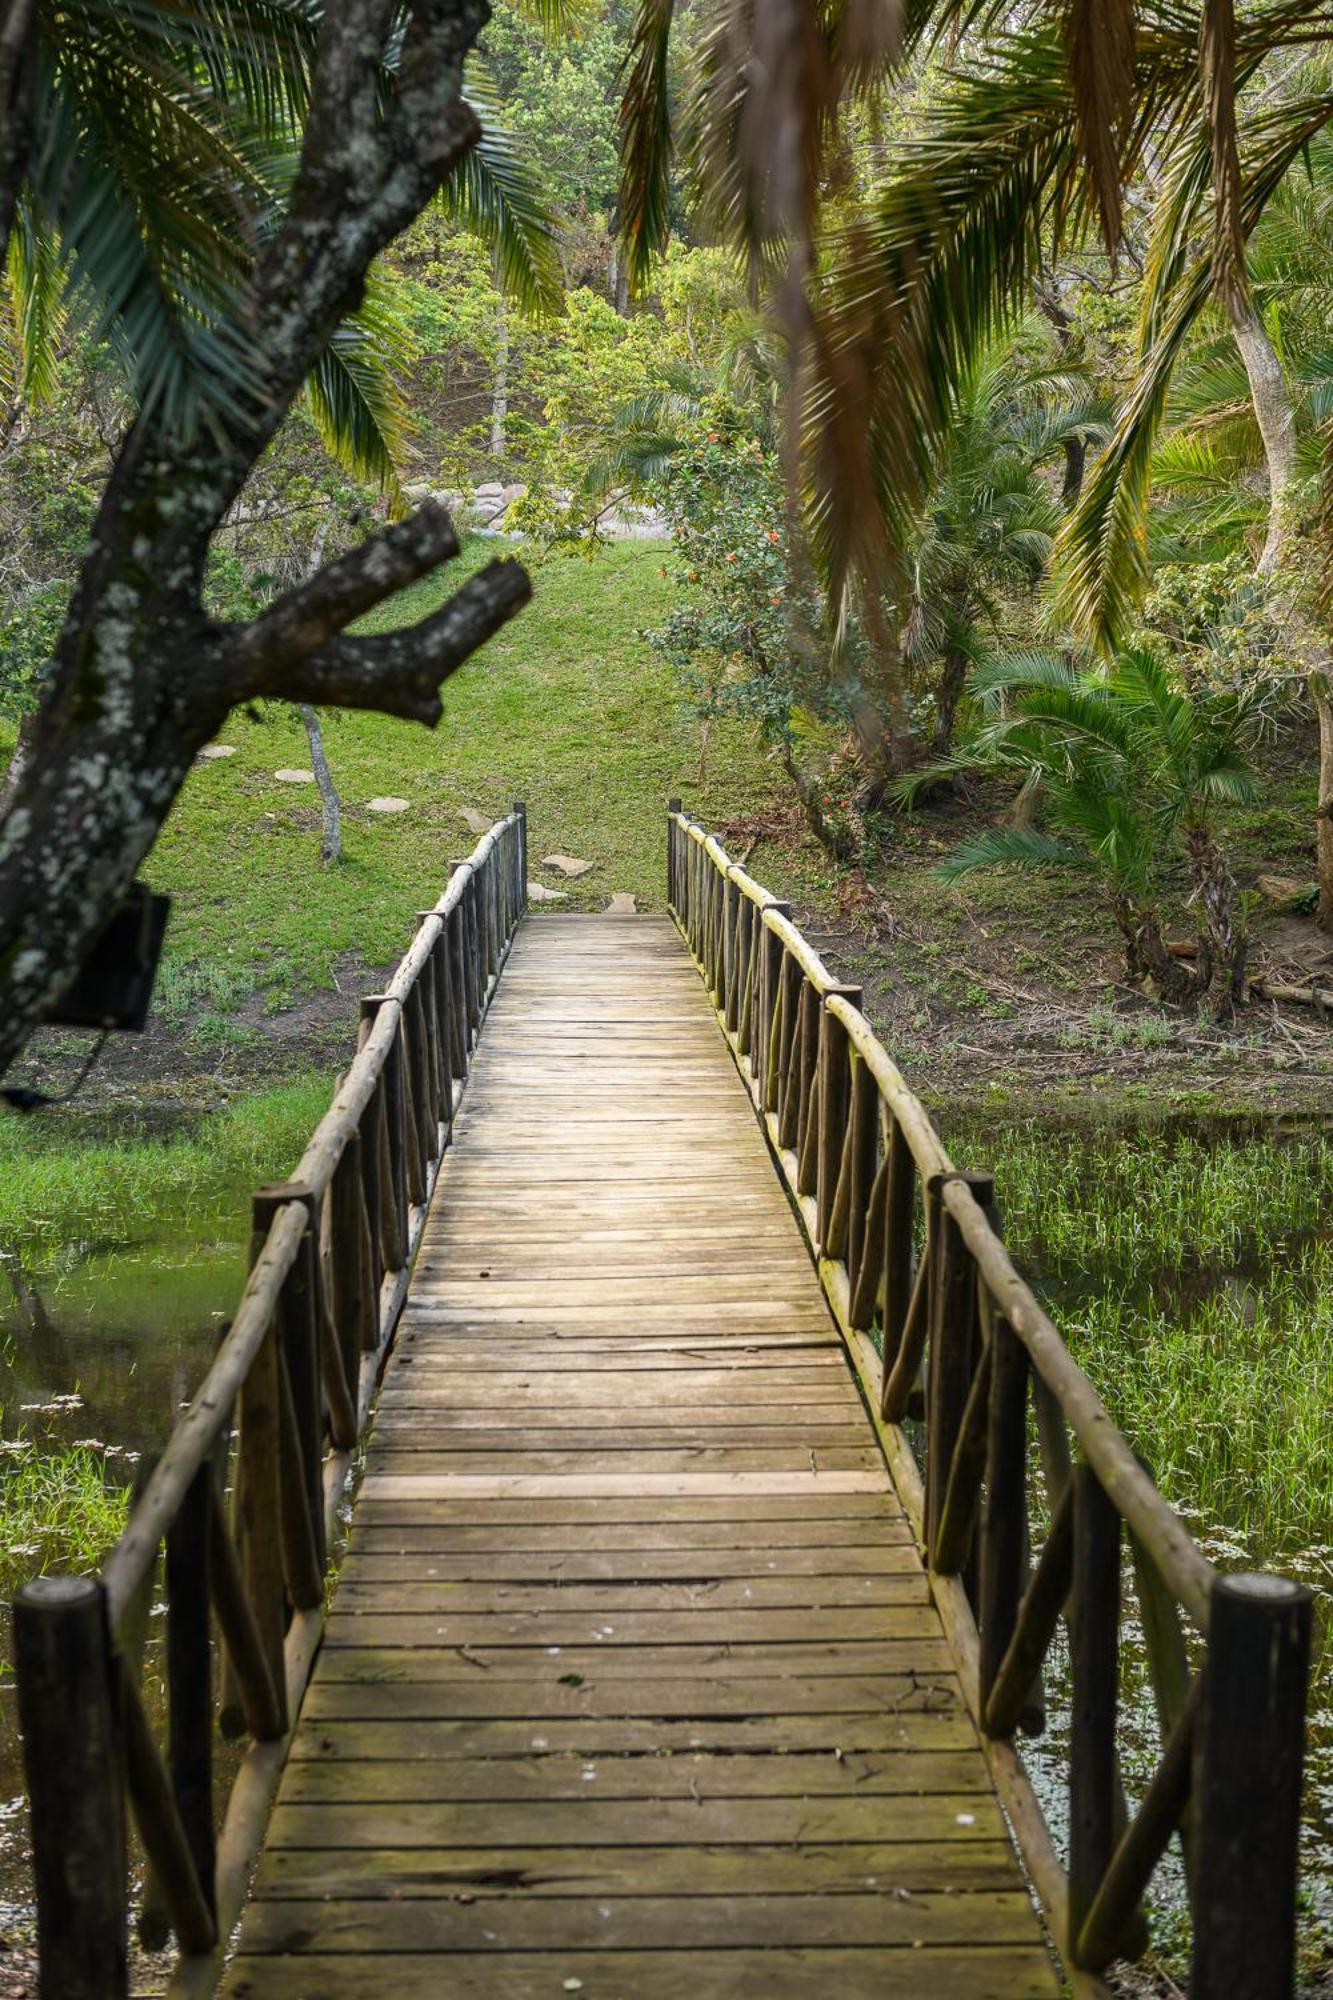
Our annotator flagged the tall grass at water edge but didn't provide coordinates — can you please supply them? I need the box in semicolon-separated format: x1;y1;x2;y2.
0;1073;334;1269
978;1122;1333;1561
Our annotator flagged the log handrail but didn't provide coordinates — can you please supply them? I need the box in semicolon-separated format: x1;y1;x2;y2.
12;806;528;2000
667;800;1314;2000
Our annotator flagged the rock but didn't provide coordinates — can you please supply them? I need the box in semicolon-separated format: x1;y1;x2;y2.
541;853;595;879
198;744;236;761
474;481;506;500
606;892;638;914
366;796;410;814
459;805;493;834
527;880;568;903
1257;873;1314;909
274;768;315;783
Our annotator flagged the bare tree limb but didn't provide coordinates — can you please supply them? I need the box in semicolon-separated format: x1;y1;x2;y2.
229;503;461;674
255;558;532;721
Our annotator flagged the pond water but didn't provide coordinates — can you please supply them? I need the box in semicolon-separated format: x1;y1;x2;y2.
0;1221;250;1954
0;1103;1330;1985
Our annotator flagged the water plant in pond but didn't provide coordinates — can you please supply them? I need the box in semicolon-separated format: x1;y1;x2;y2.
0;1073;333;1270
0;1432;130;1602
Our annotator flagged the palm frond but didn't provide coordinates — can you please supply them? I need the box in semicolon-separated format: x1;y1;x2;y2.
618;0;675;293
444;82;562;317
303;286;416;505
935;825;1082;882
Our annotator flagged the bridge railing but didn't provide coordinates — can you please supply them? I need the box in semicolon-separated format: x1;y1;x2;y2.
668;801;1313;2000
12;805;527;2000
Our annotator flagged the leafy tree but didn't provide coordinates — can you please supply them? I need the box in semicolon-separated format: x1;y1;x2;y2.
915;646;1260;1017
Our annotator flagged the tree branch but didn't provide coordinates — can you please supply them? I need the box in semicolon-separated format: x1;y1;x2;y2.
229;501;460;674
257;556;531;721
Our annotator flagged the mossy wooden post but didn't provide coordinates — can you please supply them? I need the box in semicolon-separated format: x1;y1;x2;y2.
444;901;468;1080
166;1464;215;1926
234;1299;288;1737
979;1313;1030;1716
13;1576;127;1999
362;998;408;1271
449;863;480;1047
879;1117;915;1399
1190;1573;1312;1999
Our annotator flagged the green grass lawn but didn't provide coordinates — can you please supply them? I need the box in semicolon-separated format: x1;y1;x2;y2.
69;539;803;1024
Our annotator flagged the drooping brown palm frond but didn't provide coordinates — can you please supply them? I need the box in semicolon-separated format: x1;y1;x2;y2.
1064;0;1137;255
1201;0;1248;310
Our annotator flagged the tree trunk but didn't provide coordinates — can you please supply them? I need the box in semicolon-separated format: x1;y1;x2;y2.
1115;897;1203;1004
0;707;36;819
1228;299;1297;574
780;745;857;862
1311;671;1333;930
1062;435;1086;506
932;646;969;758
1185;824;1247;1019
301;706;342;863
490;293;508;464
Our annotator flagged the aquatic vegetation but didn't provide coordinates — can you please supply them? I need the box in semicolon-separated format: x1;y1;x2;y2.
975;1119;1333;1557
0;1432;130;1599
0;1074;333;1270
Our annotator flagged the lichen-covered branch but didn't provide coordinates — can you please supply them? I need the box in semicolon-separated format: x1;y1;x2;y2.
251;557;532;721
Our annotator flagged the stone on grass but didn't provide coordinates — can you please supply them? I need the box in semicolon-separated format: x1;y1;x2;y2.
541;853;595;879
274;768;315;783
459;805;493;834
198;744;236;761
527;880;568;903
367;796;410;814
606;893;637;914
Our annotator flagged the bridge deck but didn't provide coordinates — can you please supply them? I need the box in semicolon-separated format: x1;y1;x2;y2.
222;916;1057;1999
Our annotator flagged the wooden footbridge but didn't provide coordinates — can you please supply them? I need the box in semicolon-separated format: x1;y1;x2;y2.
13;806;1314;2000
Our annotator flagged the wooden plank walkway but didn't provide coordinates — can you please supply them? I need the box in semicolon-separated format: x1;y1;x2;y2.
222;915;1057;1999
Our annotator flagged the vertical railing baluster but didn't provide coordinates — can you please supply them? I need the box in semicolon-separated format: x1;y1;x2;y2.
235;1319;288;1736
816;988;860;1250
924;1173;992;1562
165;1466;215;1926
1069;1463;1122;1952
840;1049;878;1297
979;1313;1030;1717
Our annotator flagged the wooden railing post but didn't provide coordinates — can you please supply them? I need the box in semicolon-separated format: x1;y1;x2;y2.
924;1171;993;1563
1190;1574;1312;2000
1069;1463;1123;1953
13;1576;127;1999
757;903;789;1110
816;985;861;1251
165;1465;216;1926
667;798;681;910
979;1313;1031;1718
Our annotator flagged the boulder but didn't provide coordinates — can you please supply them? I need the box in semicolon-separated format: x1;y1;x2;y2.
541;853;595;879
367;796;410;814
274;768;315;783
528;880;568;903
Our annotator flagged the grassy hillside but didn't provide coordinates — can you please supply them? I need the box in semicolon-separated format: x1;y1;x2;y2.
4;540;826;1072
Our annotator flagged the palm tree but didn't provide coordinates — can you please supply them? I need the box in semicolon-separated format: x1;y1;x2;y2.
909;644;1260;1015
905;333;1110;756
617;1;1333;625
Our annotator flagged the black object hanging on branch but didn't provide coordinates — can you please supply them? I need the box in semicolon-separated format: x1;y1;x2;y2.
2;884;171;1111
46;882;171;1031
